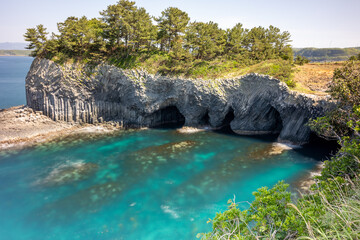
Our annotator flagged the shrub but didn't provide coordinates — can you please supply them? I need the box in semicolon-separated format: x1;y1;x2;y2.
198;181;304;240
294;55;310;65
249;59;295;87
349;53;360;61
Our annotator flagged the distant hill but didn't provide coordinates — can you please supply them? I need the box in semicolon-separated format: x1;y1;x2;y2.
0;50;31;56
0;42;27;50
293;47;360;62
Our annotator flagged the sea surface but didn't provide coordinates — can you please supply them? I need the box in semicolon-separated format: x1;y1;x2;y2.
0;56;33;109
0;56;331;239
0;129;331;240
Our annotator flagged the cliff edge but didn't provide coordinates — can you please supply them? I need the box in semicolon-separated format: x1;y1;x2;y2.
26;58;333;144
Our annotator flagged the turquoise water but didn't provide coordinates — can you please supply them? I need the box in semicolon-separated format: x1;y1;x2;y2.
0;56;33;109
0;128;328;240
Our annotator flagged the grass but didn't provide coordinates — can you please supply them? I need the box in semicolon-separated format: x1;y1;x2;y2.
141;55;295;85
292;82;329;95
292;62;343;95
297;177;360;240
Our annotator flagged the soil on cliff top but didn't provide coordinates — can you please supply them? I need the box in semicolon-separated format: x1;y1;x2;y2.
292;62;343;95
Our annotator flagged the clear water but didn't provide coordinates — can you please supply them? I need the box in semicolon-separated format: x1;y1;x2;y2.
0;128;328;240
0;56;33;109
0;56;329;239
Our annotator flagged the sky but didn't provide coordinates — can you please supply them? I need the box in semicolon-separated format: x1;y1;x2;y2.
1;0;359;48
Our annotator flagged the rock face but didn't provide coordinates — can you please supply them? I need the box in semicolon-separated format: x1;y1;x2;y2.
26;58;332;144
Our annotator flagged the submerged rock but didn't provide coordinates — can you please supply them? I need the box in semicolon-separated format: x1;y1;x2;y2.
245;142;298;160
26;58;334;144
126;140;198;174
39;162;98;187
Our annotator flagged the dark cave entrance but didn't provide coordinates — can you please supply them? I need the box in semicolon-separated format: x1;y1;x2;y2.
217;107;235;134
199;111;210;126
267;106;283;134
150;106;185;129
296;132;341;160
216;106;284;137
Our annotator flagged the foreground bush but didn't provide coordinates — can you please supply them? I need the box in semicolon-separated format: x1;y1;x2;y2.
199;176;360;240
198;181;303;239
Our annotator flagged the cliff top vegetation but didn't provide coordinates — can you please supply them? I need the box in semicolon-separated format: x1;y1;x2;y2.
24;0;296;86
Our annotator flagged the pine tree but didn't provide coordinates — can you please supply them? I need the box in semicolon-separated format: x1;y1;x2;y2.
225;23;248;57
155;7;190;52
185;21;226;60
57;16;105;59
130;7;156;51
267;25;292;60
100;0;154;54
100;0;137;48
24;24;48;57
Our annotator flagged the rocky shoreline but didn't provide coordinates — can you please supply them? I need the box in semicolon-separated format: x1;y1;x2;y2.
293;162;325;194
0;105;120;151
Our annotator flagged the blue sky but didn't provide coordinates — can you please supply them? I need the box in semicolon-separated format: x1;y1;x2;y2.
1;0;359;48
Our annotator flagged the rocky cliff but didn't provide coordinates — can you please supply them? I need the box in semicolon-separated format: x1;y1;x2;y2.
26;58;333;144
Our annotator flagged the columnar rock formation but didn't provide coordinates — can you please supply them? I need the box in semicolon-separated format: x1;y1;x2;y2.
26;58;332;144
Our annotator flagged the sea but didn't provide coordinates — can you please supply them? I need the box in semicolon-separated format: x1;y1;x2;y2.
0;56;332;239
0;56;33;109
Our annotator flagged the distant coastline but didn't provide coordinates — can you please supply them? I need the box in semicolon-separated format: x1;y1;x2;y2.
293;47;360;62
0;55;30;57
0;50;31;56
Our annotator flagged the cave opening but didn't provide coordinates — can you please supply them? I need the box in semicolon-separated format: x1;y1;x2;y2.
150;106;185;129
296;132;341;160
267;106;283;134
217;107;235;134
199;111;210;126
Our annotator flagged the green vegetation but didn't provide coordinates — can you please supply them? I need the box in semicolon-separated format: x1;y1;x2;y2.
198;181;302;239
294;55;310;65
199;59;360;239
0;50;31;56
349;53;360;61
294;47;360;62
24;0;294;84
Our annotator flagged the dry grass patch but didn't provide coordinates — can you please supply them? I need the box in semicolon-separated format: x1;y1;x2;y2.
293;62;344;95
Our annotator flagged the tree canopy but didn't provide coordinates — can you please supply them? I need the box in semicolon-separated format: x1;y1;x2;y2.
24;24;48;57
24;0;293;77
155;7;190;52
